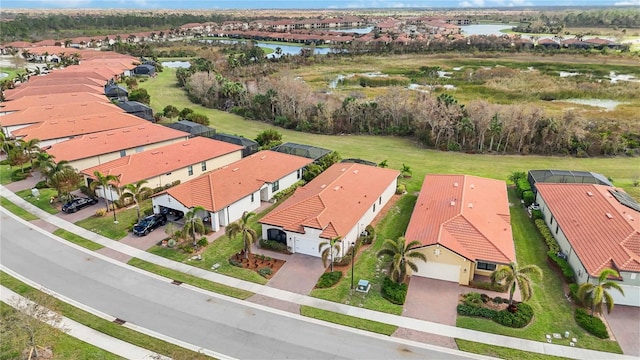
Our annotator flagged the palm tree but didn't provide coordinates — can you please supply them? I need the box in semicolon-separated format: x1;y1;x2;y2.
120;180;152;222
225;211;258;259
32;152;56;179
90;171;120;211
43;159;74;186
183;206;206;246
319;236;342;272
577;268;625;316
400;164;412;178
491;262;543;307
377;237;426;284
17;138;40;165
48;168;82;203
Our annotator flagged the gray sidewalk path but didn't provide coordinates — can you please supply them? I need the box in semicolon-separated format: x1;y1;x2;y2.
1;185;634;360
0;285;169;360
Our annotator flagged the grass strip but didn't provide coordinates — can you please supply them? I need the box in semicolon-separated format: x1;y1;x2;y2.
52;229;104;251
0;271;214;360
456;339;569;360
0;196;38;221
300;305;397;335
127;258;254;300
16;188;59;214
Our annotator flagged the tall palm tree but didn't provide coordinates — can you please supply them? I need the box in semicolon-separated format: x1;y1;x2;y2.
90;171;120;211
33;152;56;178
491;262;543;306
319;236;342;272
225;211;257;259
577;268;625;316
43;160;74;184
48;168;82;203
19;138;41;165
377;237;427;284
183;206;206;246
120;180;152;222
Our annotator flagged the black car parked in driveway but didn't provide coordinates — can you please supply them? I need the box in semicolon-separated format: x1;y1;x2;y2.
61;197;99;213
133;213;167;236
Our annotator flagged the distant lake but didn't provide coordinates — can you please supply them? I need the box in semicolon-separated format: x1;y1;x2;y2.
0;72;8;79
333;26;374;34
203;39;333;56
461;24;513;36
161;61;191;68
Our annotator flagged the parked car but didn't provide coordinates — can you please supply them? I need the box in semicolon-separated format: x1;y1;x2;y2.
133;213;167;236
61;196;99;213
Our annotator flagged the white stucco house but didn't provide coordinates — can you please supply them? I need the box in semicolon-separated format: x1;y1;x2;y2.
536;183;640;307
259;163;400;259
151;150;313;231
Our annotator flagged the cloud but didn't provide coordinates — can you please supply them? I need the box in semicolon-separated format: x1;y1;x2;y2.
38;0;92;6
459;0;485;6
614;0;640;4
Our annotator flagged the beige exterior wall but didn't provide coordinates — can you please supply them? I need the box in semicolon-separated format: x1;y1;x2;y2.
413;245;474;285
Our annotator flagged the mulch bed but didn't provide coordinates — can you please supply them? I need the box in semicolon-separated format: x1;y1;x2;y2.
229;251;285;279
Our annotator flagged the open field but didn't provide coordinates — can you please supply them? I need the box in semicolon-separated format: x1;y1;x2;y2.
140;65;639;199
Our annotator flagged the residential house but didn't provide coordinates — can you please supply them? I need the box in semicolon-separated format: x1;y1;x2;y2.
4;84;105;101
211;133;258;157
83;137;243;201
165;120;216;139
45;124;190;171
152;150;313;231
0;92;110;115
404;175;516;285
115;101;154;122
11;112;148;147
536;183;640;307
1;101;123;137
260;163;400;258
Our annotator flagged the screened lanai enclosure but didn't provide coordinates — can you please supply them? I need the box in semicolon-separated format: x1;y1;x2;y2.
271;142;331;161
528;169;613;194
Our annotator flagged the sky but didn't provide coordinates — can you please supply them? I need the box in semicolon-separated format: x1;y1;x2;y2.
1;0;636;9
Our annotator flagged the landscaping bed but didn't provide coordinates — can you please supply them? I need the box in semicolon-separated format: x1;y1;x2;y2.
229;251;285;279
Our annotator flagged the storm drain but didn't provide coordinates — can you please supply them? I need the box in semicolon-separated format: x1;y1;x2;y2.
171;280;183;285
113;318;126;325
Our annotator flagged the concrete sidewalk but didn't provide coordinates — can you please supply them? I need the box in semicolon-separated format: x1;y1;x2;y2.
1;185;635;360
0;285;169;360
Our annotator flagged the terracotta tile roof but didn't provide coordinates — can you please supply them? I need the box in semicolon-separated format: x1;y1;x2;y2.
12;112;147;141
82;137;243;186
405;175;515;264
4;84;105;100
45;124;190;162
260;163;400;239
536;183;640;276
1;102;122;127
25;76;105;87
0;92;109;112
161;150;313;212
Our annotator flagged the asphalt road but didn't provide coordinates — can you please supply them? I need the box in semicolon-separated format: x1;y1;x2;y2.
0;211;483;360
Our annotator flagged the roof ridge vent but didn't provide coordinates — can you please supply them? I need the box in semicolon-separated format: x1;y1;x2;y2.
470;184;474;189
353;170;358;174
232;168;239;172
151;151;160;155
334;186;340;191
627;214;635;221
321;184;326;189
454;182;458;187
605;213;613;219
587;191;593;197
468;203;473;209
182;142;190;146
341;168;346;172
450;200;456;206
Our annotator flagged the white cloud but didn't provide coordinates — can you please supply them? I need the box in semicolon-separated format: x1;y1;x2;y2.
459;0;485;6
614;0;640;4
39;0;91;6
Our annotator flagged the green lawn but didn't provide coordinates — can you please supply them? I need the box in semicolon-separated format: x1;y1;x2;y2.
16;188;59;214
456;339;569;360
455;188;622;354
140;69;639;200
0;164;15;185
1;302;122;360
0;196;38;221
0;271;213;360
300;305;397;335
52;229;104;251
127;258;254;299
75;201;151;240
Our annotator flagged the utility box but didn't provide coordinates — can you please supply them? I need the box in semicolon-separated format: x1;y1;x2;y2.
356;279;371;293
31;188;40;198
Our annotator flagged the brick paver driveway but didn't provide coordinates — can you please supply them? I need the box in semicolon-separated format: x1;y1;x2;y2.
265;253;326;295
605;305;640;357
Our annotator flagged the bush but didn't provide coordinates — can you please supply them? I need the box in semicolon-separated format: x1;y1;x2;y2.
79;185;94;197
273;181;304;202
396;184;406;195
257;267;273;278
535;219;560;253
457;303;498;319
364;225;375;244
94;208;107;217
468;280;507;293
493;302;533;328
575;308;609;339
259;239;289;253
197;237;208;248
522;190;535;206
316;271;342;288
334;254;352;266
167;239;177;248
0;159;9;165
381;277;407;305
229;258;242;267
548;250;575;282
11;169;28;181
516;178;532;198
531;208;543;220
463;292;484;308
34;180;48;189
568;283;581;305
493;296;503;304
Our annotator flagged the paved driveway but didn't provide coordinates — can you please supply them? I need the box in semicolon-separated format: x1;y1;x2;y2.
605;305;640;357
403;277;462;325
265;253;326;295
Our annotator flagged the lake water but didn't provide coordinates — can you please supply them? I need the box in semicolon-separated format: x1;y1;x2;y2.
332;26;374;34
461;24;513;36
555;99;624;111
203;39;332;57
161;61;191;68
0;72;8;79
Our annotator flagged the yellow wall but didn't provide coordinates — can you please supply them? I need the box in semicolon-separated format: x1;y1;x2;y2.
414;245;474;285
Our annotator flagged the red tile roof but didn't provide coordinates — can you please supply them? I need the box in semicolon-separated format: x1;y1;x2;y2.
82;137;243;185
160;150;313;212
4;84;105;100
260;163;400;239
46;124;190;162
536;183;640;276
1;101;123;127
0;92;109;112
405;175;515;264
12;112;147;141
24;76;105;88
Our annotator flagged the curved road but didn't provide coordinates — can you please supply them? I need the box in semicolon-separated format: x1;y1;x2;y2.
0;210;485;360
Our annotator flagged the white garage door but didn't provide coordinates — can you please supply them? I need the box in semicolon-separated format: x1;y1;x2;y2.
414;261;460;283
611;284;640;307
294;237;320;257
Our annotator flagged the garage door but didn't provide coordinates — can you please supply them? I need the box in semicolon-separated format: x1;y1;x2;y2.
414;261;460;283
611;284;640;307
294;237;320;257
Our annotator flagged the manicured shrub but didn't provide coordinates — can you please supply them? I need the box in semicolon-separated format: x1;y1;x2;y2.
259;239;289;253
381;277;407;305
0;159;9;165
94;208;107;217
568;283;582;305
456;303;498;319
273;181;304;202
334;254;352;266
575;308;609;339
522;190;535;206
516;178;532;198
468;280;507;293
493;296;503;304
34;180;48;189
229;258;242;267
531;208;543;220
197;237;208;248
535;219;560;253
396;184;406;195
11;169;28;181
316;271;342;288
463;292;484;308
493;302;533;328
258;267;272;278
79;185;94;197
548;250;575;282
167;239;177;248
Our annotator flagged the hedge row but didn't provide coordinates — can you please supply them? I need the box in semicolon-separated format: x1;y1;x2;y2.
457;301;534;328
535;219;575;282
316;271;342;288
259;239;289;253
457;303;497;319
548;250;575;282
273;180;304;202
381;277;407;305
575;308;609;339
516;178;532;198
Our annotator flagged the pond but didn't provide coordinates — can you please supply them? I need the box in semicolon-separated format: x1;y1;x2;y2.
461;24;513;36
332;26;374;34
555;99;624;111
203;39;333;57
0;72;8;79
161;61;191;68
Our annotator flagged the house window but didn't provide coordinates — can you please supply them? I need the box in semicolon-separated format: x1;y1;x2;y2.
477;262;497;271
119;150;126;157
188;166;193;176
135;146;144;153
373;204;376;212
297;169;301;179
272;180;279;192
550;216;554;225
251;193;254;202
379;196;382;205
201;161;207;171
555;224;559;234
